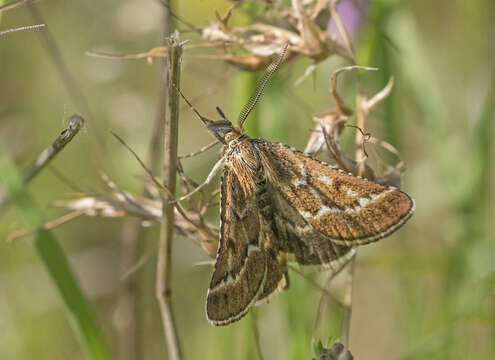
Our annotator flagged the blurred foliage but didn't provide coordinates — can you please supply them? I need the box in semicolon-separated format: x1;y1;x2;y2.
1;0;494;360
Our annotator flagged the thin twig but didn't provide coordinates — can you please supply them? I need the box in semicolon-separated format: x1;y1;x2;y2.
340;91;371;348
7;209;85;242
121;245;157;282
178;140;219;159
121;4;172;359
0;0;37;12
0;114;84;210
288;264;343;306
340;255;355;348
111;133;203;232
0;23;44;36
156;33;183;360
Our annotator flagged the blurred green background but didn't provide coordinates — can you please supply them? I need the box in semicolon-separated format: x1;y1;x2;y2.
1;0;494;359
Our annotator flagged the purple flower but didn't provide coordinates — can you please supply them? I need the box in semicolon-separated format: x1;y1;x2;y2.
328;0;368;43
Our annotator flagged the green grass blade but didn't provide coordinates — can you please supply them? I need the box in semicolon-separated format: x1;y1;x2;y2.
0;148;111;360
34;229;111;360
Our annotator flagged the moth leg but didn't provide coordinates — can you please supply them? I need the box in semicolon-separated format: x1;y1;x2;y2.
175;156;225;202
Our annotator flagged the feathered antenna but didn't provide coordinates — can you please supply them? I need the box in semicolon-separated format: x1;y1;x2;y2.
238;43;289;127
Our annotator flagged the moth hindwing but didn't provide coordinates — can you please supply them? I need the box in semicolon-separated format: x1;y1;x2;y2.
177;45;414;326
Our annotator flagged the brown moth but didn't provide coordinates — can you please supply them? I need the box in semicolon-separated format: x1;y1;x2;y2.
178;45;415;326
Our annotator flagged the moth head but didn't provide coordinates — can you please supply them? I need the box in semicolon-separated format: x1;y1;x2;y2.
199;106;241;144
207;119;245;145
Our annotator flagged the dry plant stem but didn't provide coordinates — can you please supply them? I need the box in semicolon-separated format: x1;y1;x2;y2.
126;5;171;360
178;140;219;159
7;210;85;241
341;94;368;347
288;264;343;306
0;0;37;12
156;34;183;360
0;114;84;210
111;133;197;227
355;95;367;177
0;23;44;36
340;255;355;348
111;133;201;232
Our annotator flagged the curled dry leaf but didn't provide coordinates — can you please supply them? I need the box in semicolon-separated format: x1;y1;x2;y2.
305;66;406;188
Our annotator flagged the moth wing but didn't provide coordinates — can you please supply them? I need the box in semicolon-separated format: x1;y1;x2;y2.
270;181;355;267
254;218;290;304
206;167;267;326
258;141;415;246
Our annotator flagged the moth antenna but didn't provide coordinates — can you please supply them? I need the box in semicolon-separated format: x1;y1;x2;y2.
238;43;289;127
216;106;228;120
176;86;214;127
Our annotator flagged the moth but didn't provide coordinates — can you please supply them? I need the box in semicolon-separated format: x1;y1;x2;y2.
177;45;415;326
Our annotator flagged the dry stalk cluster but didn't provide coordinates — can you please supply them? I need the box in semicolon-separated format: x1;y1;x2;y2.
88;0;354;83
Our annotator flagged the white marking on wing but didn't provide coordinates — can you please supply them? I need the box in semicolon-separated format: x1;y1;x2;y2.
370;188;394;201
318;174;333;186
344;186;358;198
292;177;307;186
316;205;340;216
345;206;360;213
300;210;312;218
359;197;370;206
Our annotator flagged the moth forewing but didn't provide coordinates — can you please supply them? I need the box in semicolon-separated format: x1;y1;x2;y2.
257;141;415;246
206;163;268;326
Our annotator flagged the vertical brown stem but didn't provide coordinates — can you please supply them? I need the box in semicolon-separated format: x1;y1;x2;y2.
341;95;367;347
340;255;356;347
120;4;171;360
149;1;171;174
354;95;367;177
156;33;183;360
